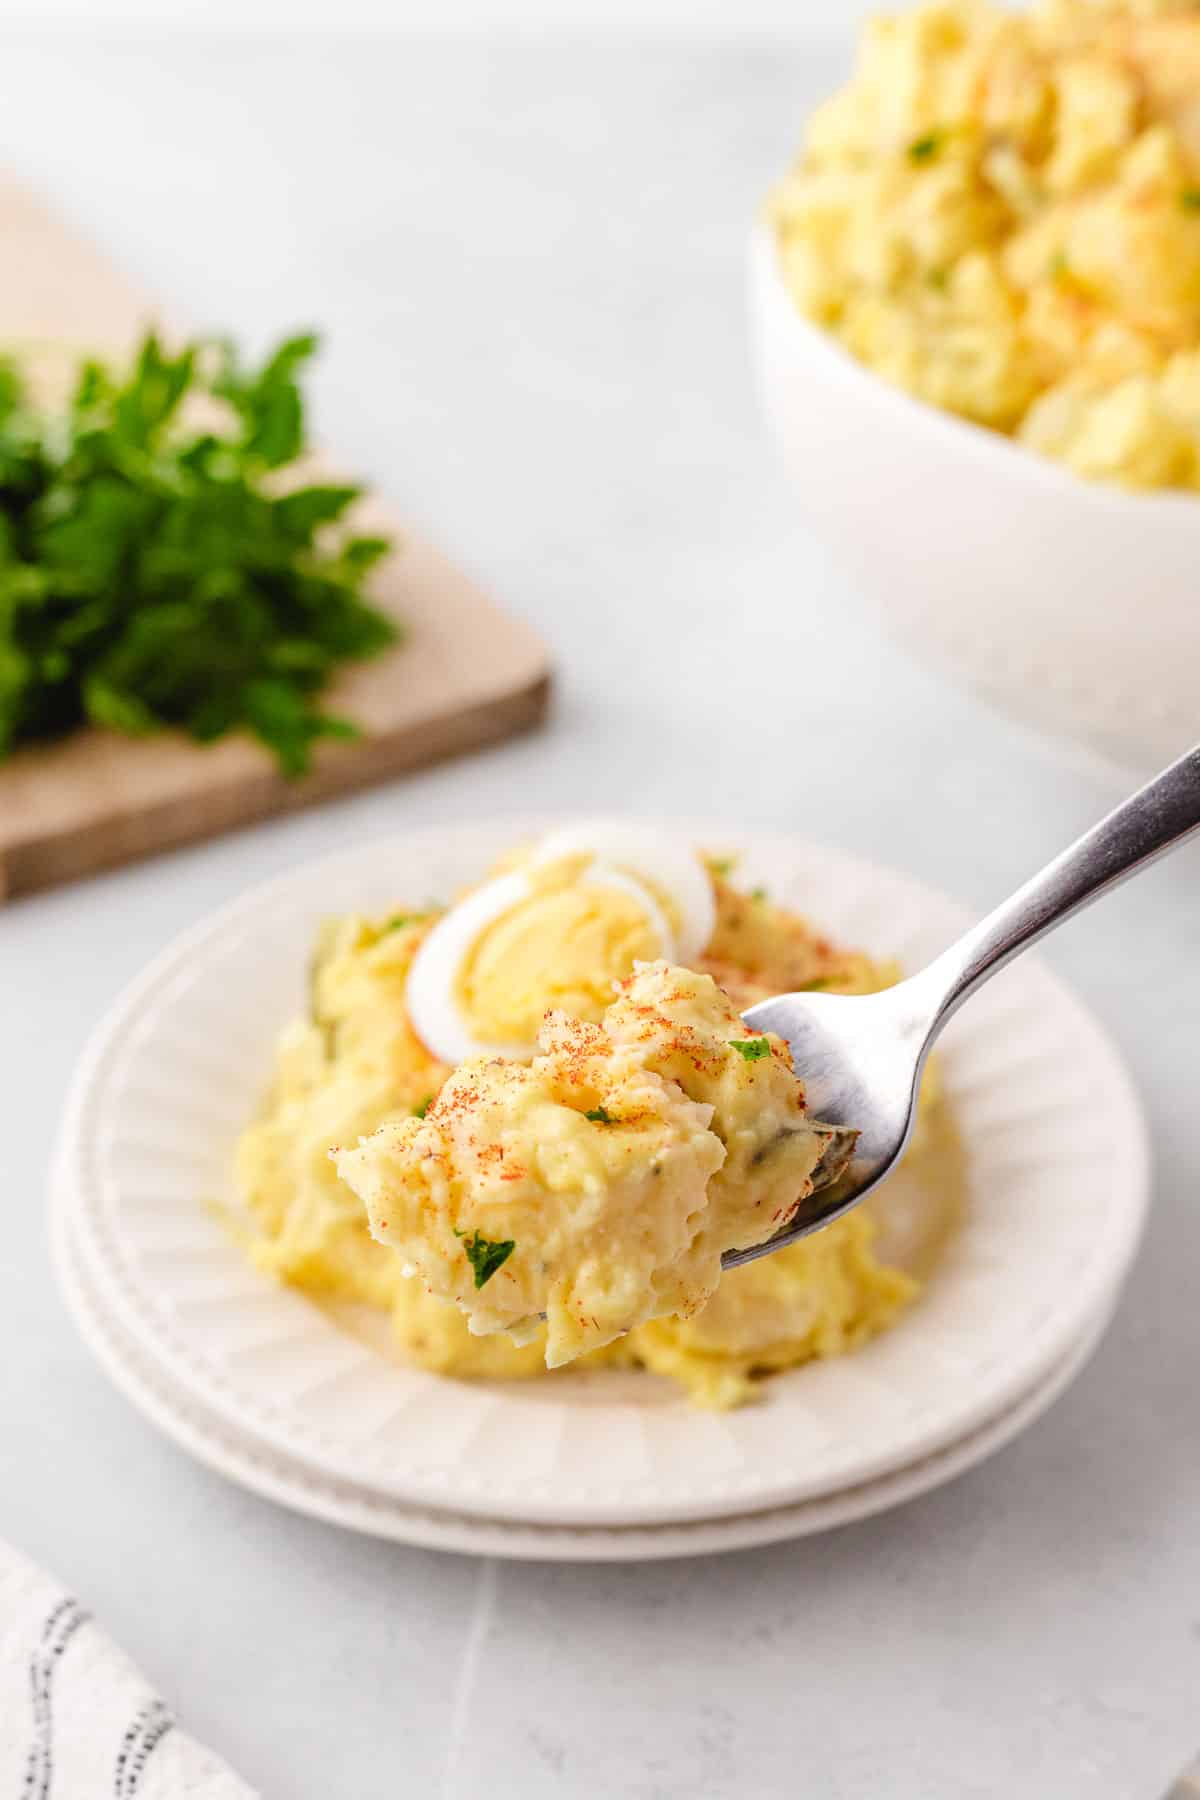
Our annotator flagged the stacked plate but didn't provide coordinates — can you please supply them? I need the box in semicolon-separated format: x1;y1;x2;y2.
53;823;1151;1561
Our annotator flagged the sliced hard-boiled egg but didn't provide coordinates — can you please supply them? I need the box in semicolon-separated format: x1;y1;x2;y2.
529;821;716;963
406;871;535;1066
405;857;676;1067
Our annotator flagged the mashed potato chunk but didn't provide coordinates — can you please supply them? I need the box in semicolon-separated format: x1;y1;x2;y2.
603;962;838;1257
334;961;839;1368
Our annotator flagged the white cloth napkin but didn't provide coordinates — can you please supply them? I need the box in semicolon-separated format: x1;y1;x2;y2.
0;1539;256;1798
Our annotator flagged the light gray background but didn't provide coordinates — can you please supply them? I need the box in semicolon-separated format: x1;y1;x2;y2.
2;31;1198;1800
0;1;875;39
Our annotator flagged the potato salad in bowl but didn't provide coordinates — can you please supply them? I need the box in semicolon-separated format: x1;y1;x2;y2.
770;0;1200;489
752;0;1200;771
235;823;952;1408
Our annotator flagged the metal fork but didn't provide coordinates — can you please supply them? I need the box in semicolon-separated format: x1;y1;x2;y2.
724;742;1200;1272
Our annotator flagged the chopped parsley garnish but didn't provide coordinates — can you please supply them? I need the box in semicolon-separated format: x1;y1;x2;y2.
749;886;768;903
383;913;419;933
708;855;736;877
454;1230;516;1289
413;1095;434;1119
0;331;399;776
585;1105;615;1124
1182;188;1200;213
728;1036;772;1062
801;976;837;992
908;131;942;163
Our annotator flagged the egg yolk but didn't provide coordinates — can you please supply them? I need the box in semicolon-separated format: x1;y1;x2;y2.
454;860;668;1046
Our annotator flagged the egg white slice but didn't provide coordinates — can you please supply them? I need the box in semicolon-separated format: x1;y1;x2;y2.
531;822;716;963
405;861;677;1068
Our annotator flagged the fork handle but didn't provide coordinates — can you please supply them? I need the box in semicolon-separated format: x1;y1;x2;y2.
918;742;1200;1034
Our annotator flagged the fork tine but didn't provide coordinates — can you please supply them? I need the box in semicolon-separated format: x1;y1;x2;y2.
809;1124;859;1194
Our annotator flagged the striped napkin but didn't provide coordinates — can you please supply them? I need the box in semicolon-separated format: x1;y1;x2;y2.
0;1540;255;1798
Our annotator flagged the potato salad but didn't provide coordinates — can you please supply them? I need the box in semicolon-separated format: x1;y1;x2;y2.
770;0;1200;490
235;825;950;1407
334;962;838;1368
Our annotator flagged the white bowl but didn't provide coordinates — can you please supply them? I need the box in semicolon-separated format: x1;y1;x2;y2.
749;225;1200;773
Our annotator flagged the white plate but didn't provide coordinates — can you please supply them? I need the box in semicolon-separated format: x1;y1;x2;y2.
55;820;1150;1528
53;1191;1118;1561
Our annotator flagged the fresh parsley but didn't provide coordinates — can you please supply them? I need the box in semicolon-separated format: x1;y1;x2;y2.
0;330;398;776
749;885;768;903
413;1095;434;1119
454;1230;516;1289
728;1036;772;1062
908;131;942;163
585;1105;615;1124
383;913;420;934
1183;188;1200;213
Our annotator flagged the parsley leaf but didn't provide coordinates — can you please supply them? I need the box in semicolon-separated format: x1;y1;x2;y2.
0;330;398;775
585;1105;615;1124
455;1230;516;1289
1183;188;1200;213
749;885;768;902
728;1036;772;1062
908;131;942;163
413;1095;434;1119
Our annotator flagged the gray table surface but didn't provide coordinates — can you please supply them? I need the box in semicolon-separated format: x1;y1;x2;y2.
2;29;1198;1800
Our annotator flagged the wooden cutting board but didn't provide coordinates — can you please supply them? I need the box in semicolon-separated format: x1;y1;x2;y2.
0;176;551;902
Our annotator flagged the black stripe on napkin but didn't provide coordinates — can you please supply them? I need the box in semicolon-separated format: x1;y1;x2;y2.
115;1699;175;1798
22;1597;90;1800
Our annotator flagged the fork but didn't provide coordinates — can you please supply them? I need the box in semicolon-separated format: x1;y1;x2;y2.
724;741;1200;1272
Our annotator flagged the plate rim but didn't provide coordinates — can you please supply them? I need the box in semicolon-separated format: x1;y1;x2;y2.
52;1186;1120;1563
53;816;1152;1527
